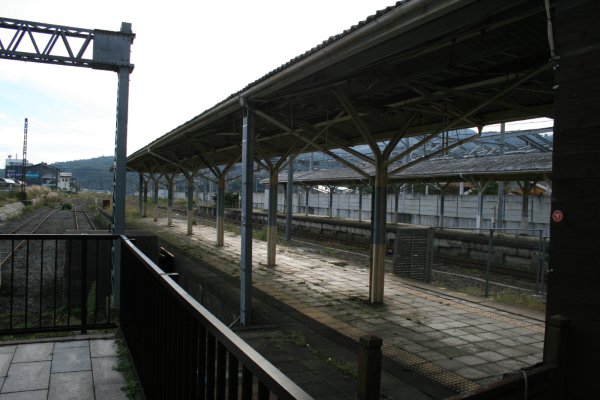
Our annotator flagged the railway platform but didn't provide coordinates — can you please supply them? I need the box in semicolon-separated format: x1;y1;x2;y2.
131;215;545;398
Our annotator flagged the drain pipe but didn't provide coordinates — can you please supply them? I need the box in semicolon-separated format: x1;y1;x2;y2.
544;0;557;60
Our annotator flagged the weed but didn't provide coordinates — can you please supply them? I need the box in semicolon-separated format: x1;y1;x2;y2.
115;328;143;399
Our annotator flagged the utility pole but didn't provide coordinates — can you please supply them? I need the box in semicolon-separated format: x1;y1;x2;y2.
21;118;28;194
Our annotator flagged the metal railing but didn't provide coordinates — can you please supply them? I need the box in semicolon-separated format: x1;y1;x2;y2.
120;237;312;400
0;234;117;335
427;227;548;298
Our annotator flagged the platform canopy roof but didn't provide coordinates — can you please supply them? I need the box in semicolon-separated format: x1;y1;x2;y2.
127;0;554;176
262;152;552;186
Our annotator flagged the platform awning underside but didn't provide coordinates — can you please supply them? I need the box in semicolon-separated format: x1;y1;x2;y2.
127;0;554;176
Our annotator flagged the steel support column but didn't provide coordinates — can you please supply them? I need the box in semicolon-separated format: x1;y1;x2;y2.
111;61;131;306
305;186;310;216
370;161;388;304
142;178;148;217
497;122;506;229
152;176;159;222
267;168;279;267
520;181;531;231
166;175;174;227
328;187;334;218
187;175;194;235
393;185;400;224
358;185;364;222
285;156;294;241
216;174;225;246
138;174;144;216
240;107;254;326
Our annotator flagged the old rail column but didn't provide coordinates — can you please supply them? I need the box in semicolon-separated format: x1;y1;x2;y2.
370;159;388;303
152;175;159;222
186;174;194;235
166;175;174;227
137;173;144;216
267;167;279;266
240;106;254;326
285;156;294;241
216;174;225;246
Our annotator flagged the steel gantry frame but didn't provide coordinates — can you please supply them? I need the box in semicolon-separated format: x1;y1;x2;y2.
0;17;135;304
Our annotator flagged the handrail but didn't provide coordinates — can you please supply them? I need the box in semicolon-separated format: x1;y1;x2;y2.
121;236;313;399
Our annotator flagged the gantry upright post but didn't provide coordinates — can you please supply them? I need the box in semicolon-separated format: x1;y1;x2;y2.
240;106;254;326
110;23;134;307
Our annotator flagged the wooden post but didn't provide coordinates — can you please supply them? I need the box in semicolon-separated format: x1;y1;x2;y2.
357;335;382;400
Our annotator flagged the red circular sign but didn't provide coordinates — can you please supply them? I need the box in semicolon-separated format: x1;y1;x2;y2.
552;210;563;223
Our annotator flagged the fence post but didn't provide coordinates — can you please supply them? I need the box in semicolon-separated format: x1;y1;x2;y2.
536;229;545;295
544;315;569;399
484;228;494;297
357;334;382;400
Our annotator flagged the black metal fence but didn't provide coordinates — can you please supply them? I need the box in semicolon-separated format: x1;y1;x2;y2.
0;234;117;335
120;237;312;400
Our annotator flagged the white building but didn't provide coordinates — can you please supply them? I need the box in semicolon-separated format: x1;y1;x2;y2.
58;172;77;192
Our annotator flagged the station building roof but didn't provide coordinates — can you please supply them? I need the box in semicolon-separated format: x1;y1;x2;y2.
262;152;552;186
127;0;554;177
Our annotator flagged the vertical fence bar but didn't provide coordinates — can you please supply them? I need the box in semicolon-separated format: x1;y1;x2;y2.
39;240;44;327
198;325;207;400
9;239;15;330
67;238;72;326
228;353;239;400
216;342;227;400
53;239;58;327
94;239;99;325
81;236;88;333
258;381;269;400
24;239;30;329
207;333;216;399
484;229;494;298
241;366;253;400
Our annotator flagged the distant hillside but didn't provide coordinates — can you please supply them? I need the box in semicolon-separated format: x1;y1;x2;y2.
52;156;114;192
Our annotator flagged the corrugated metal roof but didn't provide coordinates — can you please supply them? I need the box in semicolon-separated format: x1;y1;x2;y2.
266;152;552;185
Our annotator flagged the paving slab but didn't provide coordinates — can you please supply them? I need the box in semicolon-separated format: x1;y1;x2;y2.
0;389;48;400
51;346;91;373
0;354;12;377
95;382;128;400
12;344;53;363
90;339;117;358
1;362;50;393
48;371;93;400
91;357;125;386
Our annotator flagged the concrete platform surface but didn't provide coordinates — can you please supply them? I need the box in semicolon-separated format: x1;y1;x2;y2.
134;215;546;397
0;338;127;400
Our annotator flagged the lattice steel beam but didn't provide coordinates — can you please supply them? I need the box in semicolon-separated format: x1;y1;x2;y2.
0;17;134;71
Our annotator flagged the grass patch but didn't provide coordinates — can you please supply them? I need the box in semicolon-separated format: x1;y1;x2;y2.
115;328;143;399
492;293;546;312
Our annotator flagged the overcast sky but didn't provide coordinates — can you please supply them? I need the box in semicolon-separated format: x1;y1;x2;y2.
0;1;552;166
0;0;402;164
